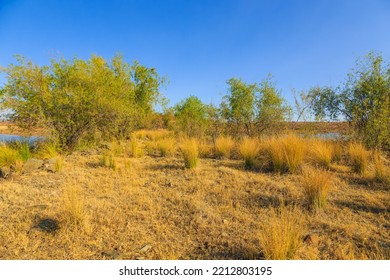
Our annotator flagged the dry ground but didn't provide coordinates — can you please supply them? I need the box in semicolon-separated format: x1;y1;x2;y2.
0;147;389;260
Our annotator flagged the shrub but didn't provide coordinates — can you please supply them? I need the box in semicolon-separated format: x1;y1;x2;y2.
301;167;332;210
181;138;199;169
239;138;260;169
259;206;304;260
309;139;335;169
215;136;235;159
348;142;369;174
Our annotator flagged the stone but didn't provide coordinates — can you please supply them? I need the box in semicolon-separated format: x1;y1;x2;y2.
42;157;59;172
22;158;44;174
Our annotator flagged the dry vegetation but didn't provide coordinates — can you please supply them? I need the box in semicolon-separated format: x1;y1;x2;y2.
0;131;389;260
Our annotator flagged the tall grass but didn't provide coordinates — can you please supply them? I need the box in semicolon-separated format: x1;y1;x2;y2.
259;206;304;260
156;138;176;157
34;141;58;159
301;167;332;210
262;135;305;173
309;139;335;169
348;142;369;174
239;138;260;169
100;153;117;171
62;185;89;230
0;146;22;168
214;136;235;159
8;141;31;162
373;152;389;183
181;138;199;169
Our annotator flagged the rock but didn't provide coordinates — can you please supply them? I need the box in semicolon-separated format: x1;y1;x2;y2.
43;157;59;172
28;218;60;234
22;158;44;174
303;233;320;246
139;244;152;252
0;166;11;179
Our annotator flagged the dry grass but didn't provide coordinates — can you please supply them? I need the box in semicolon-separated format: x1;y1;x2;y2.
198;140;214;158
348;142;369;174
373;152;389;183
239;138;260;169
133;129;172;141
0;131;389;260
258;206;304;260
215;136;235;159
282;135;306;174
156;138;176;157
34;141;58;160
309;139;335;169
301;167;332;210
180;138;199;169
263;137;285;172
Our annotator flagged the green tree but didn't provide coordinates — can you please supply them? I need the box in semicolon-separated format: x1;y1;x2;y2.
255;76;291;134
1;55;165;151
308;52;390;149
174;95;208;138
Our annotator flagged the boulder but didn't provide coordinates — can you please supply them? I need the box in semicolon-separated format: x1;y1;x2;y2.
42;157;59;173
0;166;11;179
22;158;44;174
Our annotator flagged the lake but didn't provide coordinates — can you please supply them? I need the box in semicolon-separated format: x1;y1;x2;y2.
0;134;44;144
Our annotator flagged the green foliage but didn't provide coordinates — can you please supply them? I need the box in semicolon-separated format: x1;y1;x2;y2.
308;52;390;150
1;55;165;152
222;76;290;136
174;95;208;138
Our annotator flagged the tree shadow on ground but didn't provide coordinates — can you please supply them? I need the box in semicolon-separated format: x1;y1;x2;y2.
334;200;388;214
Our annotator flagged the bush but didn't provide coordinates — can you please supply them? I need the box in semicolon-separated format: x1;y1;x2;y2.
348;142;369;174
239;138;260;169
215;136;235;159
259;206;304;260
301;167;332;210
181;139;199;169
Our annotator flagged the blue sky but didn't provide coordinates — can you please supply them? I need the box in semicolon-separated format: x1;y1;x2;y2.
1;0;390;109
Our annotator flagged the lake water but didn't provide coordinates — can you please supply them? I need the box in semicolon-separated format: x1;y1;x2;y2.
0;134;44;144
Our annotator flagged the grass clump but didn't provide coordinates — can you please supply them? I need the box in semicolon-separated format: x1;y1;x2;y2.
34;141;58;159
100;153;117;171
8;141;31;162
129;141;144;158
181;138;199;169
282;135;305;174
301;167;332;210
62;185;90;231
264;137;285;172
0;145;22;168
373;152;389;183
156;138;176;157
239;138;260;169
259;206;304;260
309;139;335;169
348;142;369;174
198;140;214;158
214;136;235;159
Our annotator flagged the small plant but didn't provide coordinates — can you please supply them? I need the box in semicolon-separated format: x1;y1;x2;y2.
239;138;260;169
301;167;332;210
348;142;369;174
258;205;304;260
156;138;176;157
309;139;334;169
55;155;64;172
181;138;199;169
214;136;235;159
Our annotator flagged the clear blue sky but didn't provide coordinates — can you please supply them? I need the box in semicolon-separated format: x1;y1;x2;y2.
1;0;390;109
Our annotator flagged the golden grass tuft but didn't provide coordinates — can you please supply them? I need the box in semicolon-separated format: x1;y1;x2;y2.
0;146;22;168
133;129;172;141
309;139;335;169
129;141;144;158
62;185;90;230
239;138;260;169
180;138;199;169
197;140;214;158
348;142;369;174
34;141;58;160
301;167;332;210
264;137;285;172
258;205;304;260
373;152;389;183
100;153;117;171
282;135;306;174
156;137;176;157
214;136;235;159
